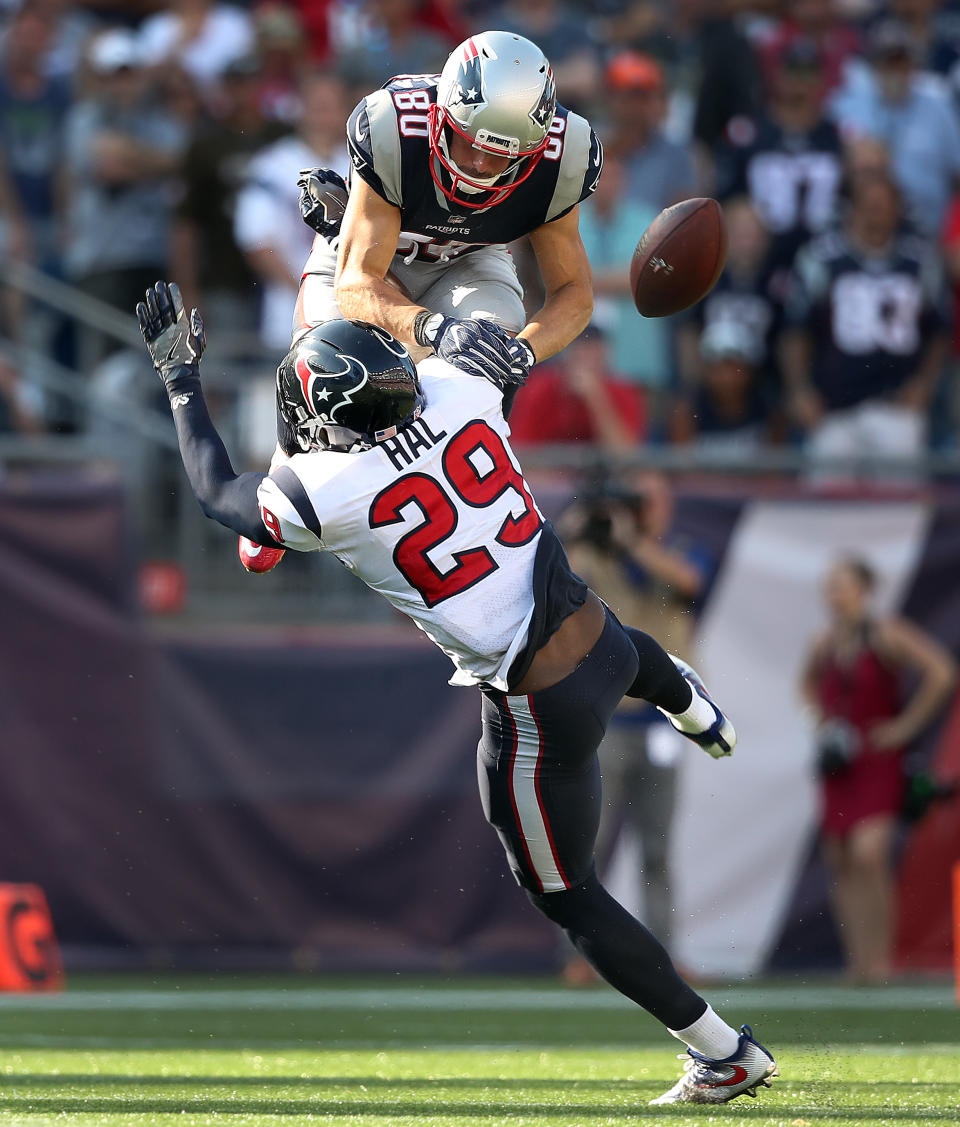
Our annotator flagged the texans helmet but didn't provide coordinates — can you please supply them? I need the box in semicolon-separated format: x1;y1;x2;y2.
429;31;556;210
277;320;424;454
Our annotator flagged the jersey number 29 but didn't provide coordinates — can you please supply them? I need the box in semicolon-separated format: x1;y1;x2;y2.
369;420;541;607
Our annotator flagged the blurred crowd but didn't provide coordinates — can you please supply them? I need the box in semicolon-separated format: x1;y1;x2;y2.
1;0;960;475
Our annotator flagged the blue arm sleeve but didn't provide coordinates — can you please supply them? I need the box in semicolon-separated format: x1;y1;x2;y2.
165;371;272;543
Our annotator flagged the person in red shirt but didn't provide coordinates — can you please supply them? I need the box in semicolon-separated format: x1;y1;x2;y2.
943;193;960;358
507;322;645;451
758;0;861;100
800;556;955;983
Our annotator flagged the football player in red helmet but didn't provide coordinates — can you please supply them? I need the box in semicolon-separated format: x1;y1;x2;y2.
240;30;603;573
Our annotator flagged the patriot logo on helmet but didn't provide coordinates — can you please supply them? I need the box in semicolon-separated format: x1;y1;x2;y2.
451;38;486;114
528;68;556;131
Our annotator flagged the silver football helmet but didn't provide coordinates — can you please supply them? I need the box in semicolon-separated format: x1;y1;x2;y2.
428;31;556;210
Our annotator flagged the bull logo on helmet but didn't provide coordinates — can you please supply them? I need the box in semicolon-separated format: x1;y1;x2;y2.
294;352;369;424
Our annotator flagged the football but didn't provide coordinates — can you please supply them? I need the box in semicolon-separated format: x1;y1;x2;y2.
630;198;727;318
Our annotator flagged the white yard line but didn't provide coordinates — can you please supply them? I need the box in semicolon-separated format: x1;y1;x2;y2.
0;1032;953;1054
0;985;951;1011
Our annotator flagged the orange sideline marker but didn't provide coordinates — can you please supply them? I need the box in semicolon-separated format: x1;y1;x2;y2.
0;884;64;992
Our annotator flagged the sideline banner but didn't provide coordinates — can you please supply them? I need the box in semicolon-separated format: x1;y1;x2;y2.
0;474;956;972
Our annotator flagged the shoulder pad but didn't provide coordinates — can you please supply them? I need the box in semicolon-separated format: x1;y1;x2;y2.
257;472;323;552
545;111;602;223
382;73;439;93
346;90;402;207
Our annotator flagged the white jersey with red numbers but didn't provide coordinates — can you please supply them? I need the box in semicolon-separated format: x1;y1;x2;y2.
256;357;544;689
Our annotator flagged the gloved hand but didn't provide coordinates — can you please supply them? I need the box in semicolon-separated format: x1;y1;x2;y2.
136;280;205;395
297;167;349;238
413;312;535;388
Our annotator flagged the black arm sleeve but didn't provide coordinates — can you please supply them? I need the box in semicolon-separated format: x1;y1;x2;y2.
165;370;272;544
501;383;519;420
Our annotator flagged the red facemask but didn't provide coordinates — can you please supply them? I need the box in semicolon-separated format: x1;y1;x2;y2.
427;104;549;211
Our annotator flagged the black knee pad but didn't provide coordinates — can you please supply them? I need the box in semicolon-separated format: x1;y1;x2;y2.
526;874;600;929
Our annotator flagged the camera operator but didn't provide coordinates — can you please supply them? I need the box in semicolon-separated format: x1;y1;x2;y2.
800;556;956;983
559;471;712;979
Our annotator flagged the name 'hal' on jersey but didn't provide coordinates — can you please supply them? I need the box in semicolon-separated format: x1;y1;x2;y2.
346;73;603;264
256;358;580;690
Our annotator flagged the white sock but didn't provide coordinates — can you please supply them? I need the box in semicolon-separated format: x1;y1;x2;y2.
669;1005;741;1060
663;688;716;734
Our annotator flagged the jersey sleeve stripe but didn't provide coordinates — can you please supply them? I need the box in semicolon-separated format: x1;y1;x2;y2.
271;466;323;541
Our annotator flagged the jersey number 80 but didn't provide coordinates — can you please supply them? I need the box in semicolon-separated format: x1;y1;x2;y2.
394;88;431;138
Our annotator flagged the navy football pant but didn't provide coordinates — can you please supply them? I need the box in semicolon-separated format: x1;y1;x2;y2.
477;608;706;1030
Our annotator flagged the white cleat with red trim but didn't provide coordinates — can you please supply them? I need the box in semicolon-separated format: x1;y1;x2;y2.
650;1025;778;1105
238;536;286;574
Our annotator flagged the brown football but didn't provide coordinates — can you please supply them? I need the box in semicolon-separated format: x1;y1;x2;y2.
630;198;727;318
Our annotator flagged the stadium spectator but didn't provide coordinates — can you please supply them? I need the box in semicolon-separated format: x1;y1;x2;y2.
781;171;949;477
689;1;766;152
830;19;960;237
0;5;71;346
171;54;289;332
138;0;255;94
63;29;186;371
885;0;960;77
605;1;765;152
234;72;349;352
333;0;452;96
670;320;771;456
315;0;465;68
759;0;861;99
251;3;308;123
943;189;960;369
578;152;670;425
497;0;601;112
507;322;645;452
0;348;42;434
0;5;71;273
677;197;779;397
559;469;711;972
21;0;97;84
603;51;697;212
800;555;955;982
715;38;845;267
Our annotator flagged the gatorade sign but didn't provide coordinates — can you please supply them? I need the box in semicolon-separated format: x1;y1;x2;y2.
0;884;64;992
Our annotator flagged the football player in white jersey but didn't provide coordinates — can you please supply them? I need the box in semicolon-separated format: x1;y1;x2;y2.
239;29;602;574
138;282;779;1106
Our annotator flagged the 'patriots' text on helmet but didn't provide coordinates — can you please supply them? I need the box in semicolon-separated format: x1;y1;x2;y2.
277;320;424;454
429;31;556;210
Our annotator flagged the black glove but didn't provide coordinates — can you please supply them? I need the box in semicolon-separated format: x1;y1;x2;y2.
136;281;206;398
297;167;349;238
413;312;535;388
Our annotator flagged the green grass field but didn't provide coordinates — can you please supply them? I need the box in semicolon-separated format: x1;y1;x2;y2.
0;975;955;1126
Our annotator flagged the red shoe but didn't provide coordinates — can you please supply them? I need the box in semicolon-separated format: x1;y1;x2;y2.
238;536;286;573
